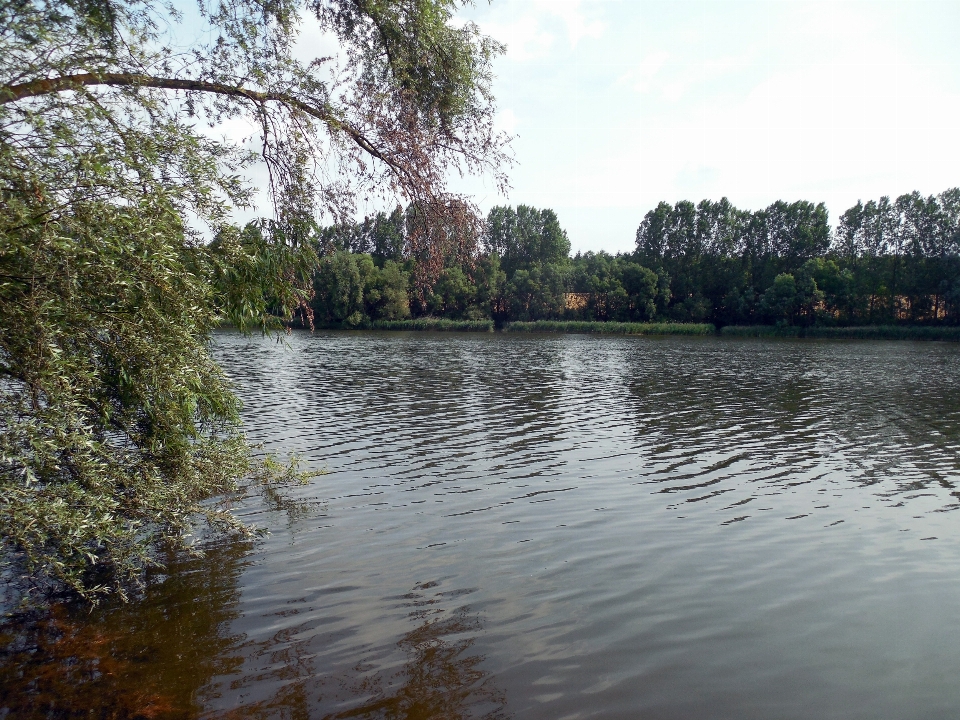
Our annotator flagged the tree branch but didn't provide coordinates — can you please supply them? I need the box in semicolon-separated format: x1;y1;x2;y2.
0;73;400;173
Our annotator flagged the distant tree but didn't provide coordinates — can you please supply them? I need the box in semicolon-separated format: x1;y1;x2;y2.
759;270;823;326
370;208;408;265
620;262;660;320
635;202;673;264
759;274;800;324
365;261;411;321
485;205;571;276
313;250;369;326
427;266;478;318
801;258;853;324
476;253;508;320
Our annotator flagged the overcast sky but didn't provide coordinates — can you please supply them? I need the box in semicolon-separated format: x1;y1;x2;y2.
448;0;960;253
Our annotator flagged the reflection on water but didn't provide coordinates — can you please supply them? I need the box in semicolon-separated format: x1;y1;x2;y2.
0;540;251;718
219;582;506;720
4;332;960;719
327;584;506;720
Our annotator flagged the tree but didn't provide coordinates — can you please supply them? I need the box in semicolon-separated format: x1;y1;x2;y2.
365;260;411;321
484;205;570;276
427;266;477;318
620;262;659;321
0;0;508;600
369;208;407;265
312;249;368;325
475;251;507;320
758;271;823;325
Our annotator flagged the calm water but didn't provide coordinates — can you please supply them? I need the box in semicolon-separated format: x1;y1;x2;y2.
5;331;960;719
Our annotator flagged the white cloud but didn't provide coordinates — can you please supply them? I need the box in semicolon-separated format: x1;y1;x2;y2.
473;0;605;61
617;51;670;93
483;13;556;61
184;1;960;252
459;0;960;252
538;0;605;47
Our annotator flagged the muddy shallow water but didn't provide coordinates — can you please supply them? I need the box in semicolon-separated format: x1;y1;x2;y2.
4;331;960;719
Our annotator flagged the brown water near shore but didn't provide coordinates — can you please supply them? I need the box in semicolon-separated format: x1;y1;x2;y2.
4;331;960;719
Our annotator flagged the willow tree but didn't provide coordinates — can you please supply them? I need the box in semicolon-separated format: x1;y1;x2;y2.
0;0;509;601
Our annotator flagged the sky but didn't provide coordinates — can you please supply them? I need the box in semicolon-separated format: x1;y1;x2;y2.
450;0;960;253
192;0;960;254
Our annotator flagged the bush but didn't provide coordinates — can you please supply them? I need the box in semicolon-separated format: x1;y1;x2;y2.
371;318;494;332
720;325;960;341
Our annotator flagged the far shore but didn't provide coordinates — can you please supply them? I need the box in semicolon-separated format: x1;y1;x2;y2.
273;318;960;341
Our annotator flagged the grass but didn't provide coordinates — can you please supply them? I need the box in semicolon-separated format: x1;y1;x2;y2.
720;325;960;341
502;320;716;336
370;318;494;332
311;317;960;342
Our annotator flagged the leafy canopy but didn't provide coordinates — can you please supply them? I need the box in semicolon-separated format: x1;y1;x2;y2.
0;0;508;601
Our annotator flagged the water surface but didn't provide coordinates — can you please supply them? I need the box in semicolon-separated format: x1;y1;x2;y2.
6;331;960;719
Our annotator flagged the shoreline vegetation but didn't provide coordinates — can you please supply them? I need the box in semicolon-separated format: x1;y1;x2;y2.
299;319;960;341
719;325;960;341
305;194;960;340
0;0;511;603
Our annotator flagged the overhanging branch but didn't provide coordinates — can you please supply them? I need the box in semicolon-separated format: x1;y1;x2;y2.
0;73;399;173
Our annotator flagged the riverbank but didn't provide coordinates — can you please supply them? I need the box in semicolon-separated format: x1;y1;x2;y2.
503;320;715;336
371;318;495;332
721;325;960;341
366;319;714;335
308;318;960;341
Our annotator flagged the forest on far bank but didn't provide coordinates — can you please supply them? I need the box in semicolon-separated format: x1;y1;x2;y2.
295;189;960;329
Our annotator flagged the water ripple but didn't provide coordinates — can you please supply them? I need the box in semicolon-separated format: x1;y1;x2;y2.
200;331;960;719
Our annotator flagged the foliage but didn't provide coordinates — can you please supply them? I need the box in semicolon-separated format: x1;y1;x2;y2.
312;251;410;325
372;318;493;332
485;205;570;276
313;190;960;331
0;188;303;601
720;325;960;341
365;260;412;321
568;252;663;322
312;249;369;326
503;321;715;336
0;0;508;601
637;192;960;326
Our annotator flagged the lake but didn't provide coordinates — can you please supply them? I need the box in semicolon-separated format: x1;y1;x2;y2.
4;331;960;719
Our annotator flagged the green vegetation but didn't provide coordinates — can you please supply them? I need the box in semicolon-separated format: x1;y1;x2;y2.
310;203;670;327
504;321;714;336
635;194;960;326
721;326;960;341
309;191;960;333
373;318;494;332
0;0;507;601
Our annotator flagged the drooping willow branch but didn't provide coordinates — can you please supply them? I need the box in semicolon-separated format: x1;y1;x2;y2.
0;73;404;178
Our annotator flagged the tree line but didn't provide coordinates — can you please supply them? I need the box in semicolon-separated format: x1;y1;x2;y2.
309;191;960;328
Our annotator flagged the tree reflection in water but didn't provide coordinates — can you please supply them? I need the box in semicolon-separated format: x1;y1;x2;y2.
218;582;508;720
1;556;507;720
0;539;252;719
326;606;508;720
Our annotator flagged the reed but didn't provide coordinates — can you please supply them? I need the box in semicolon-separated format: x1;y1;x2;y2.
720;325;960;341
503;320;716;336
371;318;495;332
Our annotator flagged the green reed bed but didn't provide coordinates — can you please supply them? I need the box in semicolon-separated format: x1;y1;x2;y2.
720;325;960;341
503;320;715;336
371;318;495;332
